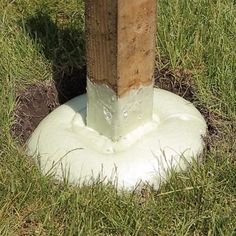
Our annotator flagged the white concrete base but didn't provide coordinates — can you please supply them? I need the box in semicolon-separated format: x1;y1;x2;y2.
27;89;207;190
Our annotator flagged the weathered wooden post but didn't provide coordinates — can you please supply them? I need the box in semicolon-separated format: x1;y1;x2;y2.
86;0;156;141
27;0;207;190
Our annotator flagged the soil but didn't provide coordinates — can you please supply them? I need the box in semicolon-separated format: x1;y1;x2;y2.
154;66;195;102
11;66;219;145
12;82;59;144
12;67;87;144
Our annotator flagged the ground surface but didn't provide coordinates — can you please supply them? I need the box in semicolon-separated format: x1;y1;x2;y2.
0;0;236;235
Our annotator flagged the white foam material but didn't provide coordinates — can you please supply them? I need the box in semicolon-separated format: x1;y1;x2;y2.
27;89;207;190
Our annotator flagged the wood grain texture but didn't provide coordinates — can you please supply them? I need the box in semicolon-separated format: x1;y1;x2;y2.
85;0;156;97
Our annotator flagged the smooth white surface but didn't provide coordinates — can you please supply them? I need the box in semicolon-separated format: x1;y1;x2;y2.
87;80;154;141
27;89;207;190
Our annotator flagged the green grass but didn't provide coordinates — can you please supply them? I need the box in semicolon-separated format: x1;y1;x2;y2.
0;0;236;235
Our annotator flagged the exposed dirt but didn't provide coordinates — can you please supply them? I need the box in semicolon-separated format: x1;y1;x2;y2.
12;66;220;145
12;82;59;144
154;65;195;102
12;67;87;144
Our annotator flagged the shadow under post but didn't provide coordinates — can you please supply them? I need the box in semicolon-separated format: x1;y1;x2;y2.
25;11;87;104
12;11;87;144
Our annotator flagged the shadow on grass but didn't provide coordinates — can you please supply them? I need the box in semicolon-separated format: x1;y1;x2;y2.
23;11;87;104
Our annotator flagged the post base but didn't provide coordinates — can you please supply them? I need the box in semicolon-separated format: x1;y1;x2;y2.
27;89;207;190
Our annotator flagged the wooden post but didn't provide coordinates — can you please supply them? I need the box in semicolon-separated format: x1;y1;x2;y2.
86;0;156;141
